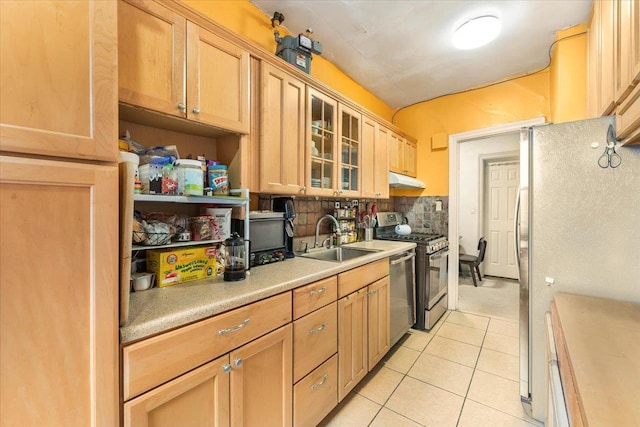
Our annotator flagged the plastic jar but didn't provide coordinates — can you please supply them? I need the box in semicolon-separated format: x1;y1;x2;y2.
208;164;229;196
176;159;204;196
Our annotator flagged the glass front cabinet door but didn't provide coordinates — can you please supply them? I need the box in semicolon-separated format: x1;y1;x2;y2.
338;104;361;197
307;88;338;196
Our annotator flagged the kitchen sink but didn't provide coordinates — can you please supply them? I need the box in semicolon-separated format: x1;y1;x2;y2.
300;247;381;262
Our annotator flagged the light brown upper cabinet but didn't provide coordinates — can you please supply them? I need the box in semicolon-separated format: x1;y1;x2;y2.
0;0;118;162
307;87;339;196
361;118;390;199
118;0;249;134
588;0;640;144
259;62;306;194
337;104;362;198
390;132;418;177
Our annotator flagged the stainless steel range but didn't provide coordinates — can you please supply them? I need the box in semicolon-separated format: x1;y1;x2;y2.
375;212;450;330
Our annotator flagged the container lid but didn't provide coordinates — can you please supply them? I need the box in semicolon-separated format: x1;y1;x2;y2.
209;164;227;170
176;159;202;167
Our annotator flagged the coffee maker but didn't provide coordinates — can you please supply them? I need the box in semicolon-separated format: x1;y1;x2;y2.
273;197;296;258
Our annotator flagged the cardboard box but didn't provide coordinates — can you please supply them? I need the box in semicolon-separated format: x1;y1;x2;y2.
146;245;218;287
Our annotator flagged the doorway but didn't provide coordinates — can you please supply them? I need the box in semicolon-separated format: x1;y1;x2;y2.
447;117;545;310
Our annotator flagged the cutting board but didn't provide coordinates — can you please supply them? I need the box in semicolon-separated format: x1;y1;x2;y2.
118;152;138;326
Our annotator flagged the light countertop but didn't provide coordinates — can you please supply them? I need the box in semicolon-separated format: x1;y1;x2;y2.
120;240;415;344
553;293;640;427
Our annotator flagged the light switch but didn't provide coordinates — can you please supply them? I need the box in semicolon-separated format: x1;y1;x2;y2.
435;200;442;211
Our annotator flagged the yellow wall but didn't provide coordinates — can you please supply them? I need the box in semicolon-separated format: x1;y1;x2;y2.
182;0;394;121
550;24;588;123
182;0;589;198
393;71;550;196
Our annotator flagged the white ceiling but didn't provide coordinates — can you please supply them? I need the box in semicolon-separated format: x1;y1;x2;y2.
250;0;593;109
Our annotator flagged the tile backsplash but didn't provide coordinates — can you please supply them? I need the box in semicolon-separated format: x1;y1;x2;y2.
256;194;448;238
394;196;449;236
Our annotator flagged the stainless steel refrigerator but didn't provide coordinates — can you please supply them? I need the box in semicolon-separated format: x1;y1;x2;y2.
517;116;640;420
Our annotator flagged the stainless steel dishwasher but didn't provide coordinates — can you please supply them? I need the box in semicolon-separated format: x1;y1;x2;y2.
388;249;416;346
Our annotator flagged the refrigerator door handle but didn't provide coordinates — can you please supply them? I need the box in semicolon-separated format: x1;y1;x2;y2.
514;186;521;277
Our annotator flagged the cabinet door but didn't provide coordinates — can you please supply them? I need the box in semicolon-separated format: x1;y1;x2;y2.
0;156;118;427
124;355;231;427
230;324;293;427
615;0;635;103
118;0;186;118
187;22;250;133
361;117;377;198
338;104;361;197
337;288;368;402
389;133;405;174
404;139;418;177
375;124;390;198
260;62;306;194
307;88;338;196
598;0;616;115
0;0;117;162
367;276;391;370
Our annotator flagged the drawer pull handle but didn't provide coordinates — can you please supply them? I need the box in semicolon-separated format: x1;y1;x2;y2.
367;289;378;296
309;322;327;334
218;318;250;335
309;287;327;296
234;358;243;368
310;374;328;390
223;364;232;374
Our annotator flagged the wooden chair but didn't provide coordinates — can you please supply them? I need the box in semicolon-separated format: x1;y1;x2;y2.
459;237;487;287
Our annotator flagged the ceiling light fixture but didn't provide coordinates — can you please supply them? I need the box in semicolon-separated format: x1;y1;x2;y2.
453;15;502;50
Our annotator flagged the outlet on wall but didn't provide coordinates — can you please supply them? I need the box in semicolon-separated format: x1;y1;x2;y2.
334;201;341;209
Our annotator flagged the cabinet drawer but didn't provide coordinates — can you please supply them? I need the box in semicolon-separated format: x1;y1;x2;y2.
293;354;338;427
338;258;388;298
293;276;337;319
123;292;291;400
293;302;337;383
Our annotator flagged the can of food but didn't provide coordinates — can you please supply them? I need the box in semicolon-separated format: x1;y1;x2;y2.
191;216;213;241
208;164;229;196
176;159;204;196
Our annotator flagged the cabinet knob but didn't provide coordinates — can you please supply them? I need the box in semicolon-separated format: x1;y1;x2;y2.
300;186;306;192
192;107;200;114
234;358;243;368
177;103;186;111
223;364;232;374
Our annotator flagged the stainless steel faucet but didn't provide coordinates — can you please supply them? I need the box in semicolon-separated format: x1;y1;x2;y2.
314;214;341;249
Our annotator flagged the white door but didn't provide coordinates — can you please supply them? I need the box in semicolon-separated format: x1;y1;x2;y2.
483;161;519;278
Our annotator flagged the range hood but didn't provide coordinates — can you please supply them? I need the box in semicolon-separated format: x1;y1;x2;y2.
389;172;425;189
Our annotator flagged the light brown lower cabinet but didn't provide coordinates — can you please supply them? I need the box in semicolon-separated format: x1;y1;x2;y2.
367;276;391;369
124;354;231;427
337;260;391;402
293;354;338;427
124;324;292;427
337;287;369;402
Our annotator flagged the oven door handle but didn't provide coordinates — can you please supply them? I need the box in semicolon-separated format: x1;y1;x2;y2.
429;249;449;261
390;252;416;265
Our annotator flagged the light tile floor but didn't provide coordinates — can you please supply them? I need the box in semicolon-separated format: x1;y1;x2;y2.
319;277;541;427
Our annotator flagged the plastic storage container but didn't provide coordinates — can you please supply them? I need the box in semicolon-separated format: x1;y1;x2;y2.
176;159;204;196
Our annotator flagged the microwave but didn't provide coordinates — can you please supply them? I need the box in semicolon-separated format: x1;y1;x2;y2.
232;211;286;267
